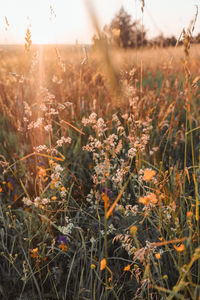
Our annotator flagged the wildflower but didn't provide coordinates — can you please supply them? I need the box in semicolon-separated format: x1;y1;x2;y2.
102;193;110;211
139;193;158;206
61;186;66;191
54;164;64;173
155;253;161;259
44;124;52;132
174;244;185;252
102;187;112;198
58;235;68;251
38;167;47;181
59;244;68;251
187;211;193;218
58;235;67;244
51;196;57;201
34;197;40;207
7;181;13;191
42;198;50;205
130;225;138;236
128;147;136;158
22;197;32;206
124;264;131;271
100;258;107;271
30;248;38;258
91;264;96;269
142;169;156;181
56;136;71;147
34;145;48;153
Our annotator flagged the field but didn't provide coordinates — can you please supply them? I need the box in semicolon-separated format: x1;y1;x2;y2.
0;42;200;300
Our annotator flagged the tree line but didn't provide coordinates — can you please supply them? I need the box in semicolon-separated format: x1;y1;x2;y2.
92;7;200;49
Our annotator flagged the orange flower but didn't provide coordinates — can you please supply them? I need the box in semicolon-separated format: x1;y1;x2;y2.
124;264;131;271
174;244;185;252
50;179;56;189
51;196;57;201
30;248;38;258
155;253;161;259
100;258;107;271
7;182;13;191
59;244;68;252
38;167;48;183
61;186;66;191
187;211;193;218
102;193;110;211
139;193;158;205
142;169;156;181
0;187;2;192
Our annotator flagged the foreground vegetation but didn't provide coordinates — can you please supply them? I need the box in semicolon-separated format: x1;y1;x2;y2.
0;42;200;299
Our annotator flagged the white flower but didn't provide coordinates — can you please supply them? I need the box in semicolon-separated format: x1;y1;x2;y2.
42;198;50;205
22;197;32;206
56;136;71;147
34;197;40;207
54;164;64;173
128;148;136;158
44;124;52;132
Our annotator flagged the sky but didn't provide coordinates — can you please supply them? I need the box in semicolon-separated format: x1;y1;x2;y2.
0;0;200;44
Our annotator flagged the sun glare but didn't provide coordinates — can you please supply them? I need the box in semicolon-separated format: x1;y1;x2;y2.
31;24;53;44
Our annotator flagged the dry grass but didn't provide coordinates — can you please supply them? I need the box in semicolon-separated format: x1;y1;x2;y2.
0;42;199;299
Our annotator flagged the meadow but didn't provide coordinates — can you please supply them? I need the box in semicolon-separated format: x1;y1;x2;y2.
0;41;200;299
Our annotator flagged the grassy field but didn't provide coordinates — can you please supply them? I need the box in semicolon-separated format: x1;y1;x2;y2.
0;42;200;299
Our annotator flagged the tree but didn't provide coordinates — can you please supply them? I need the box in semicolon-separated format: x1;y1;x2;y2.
104;7;146;48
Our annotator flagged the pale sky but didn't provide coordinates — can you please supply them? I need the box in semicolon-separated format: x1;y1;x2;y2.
0;0;200;44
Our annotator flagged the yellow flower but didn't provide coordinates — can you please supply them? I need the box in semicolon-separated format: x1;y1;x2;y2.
142;169;156;181
174;244;185;252
124;264;131;271
91;264;96;269
100;258;107;271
